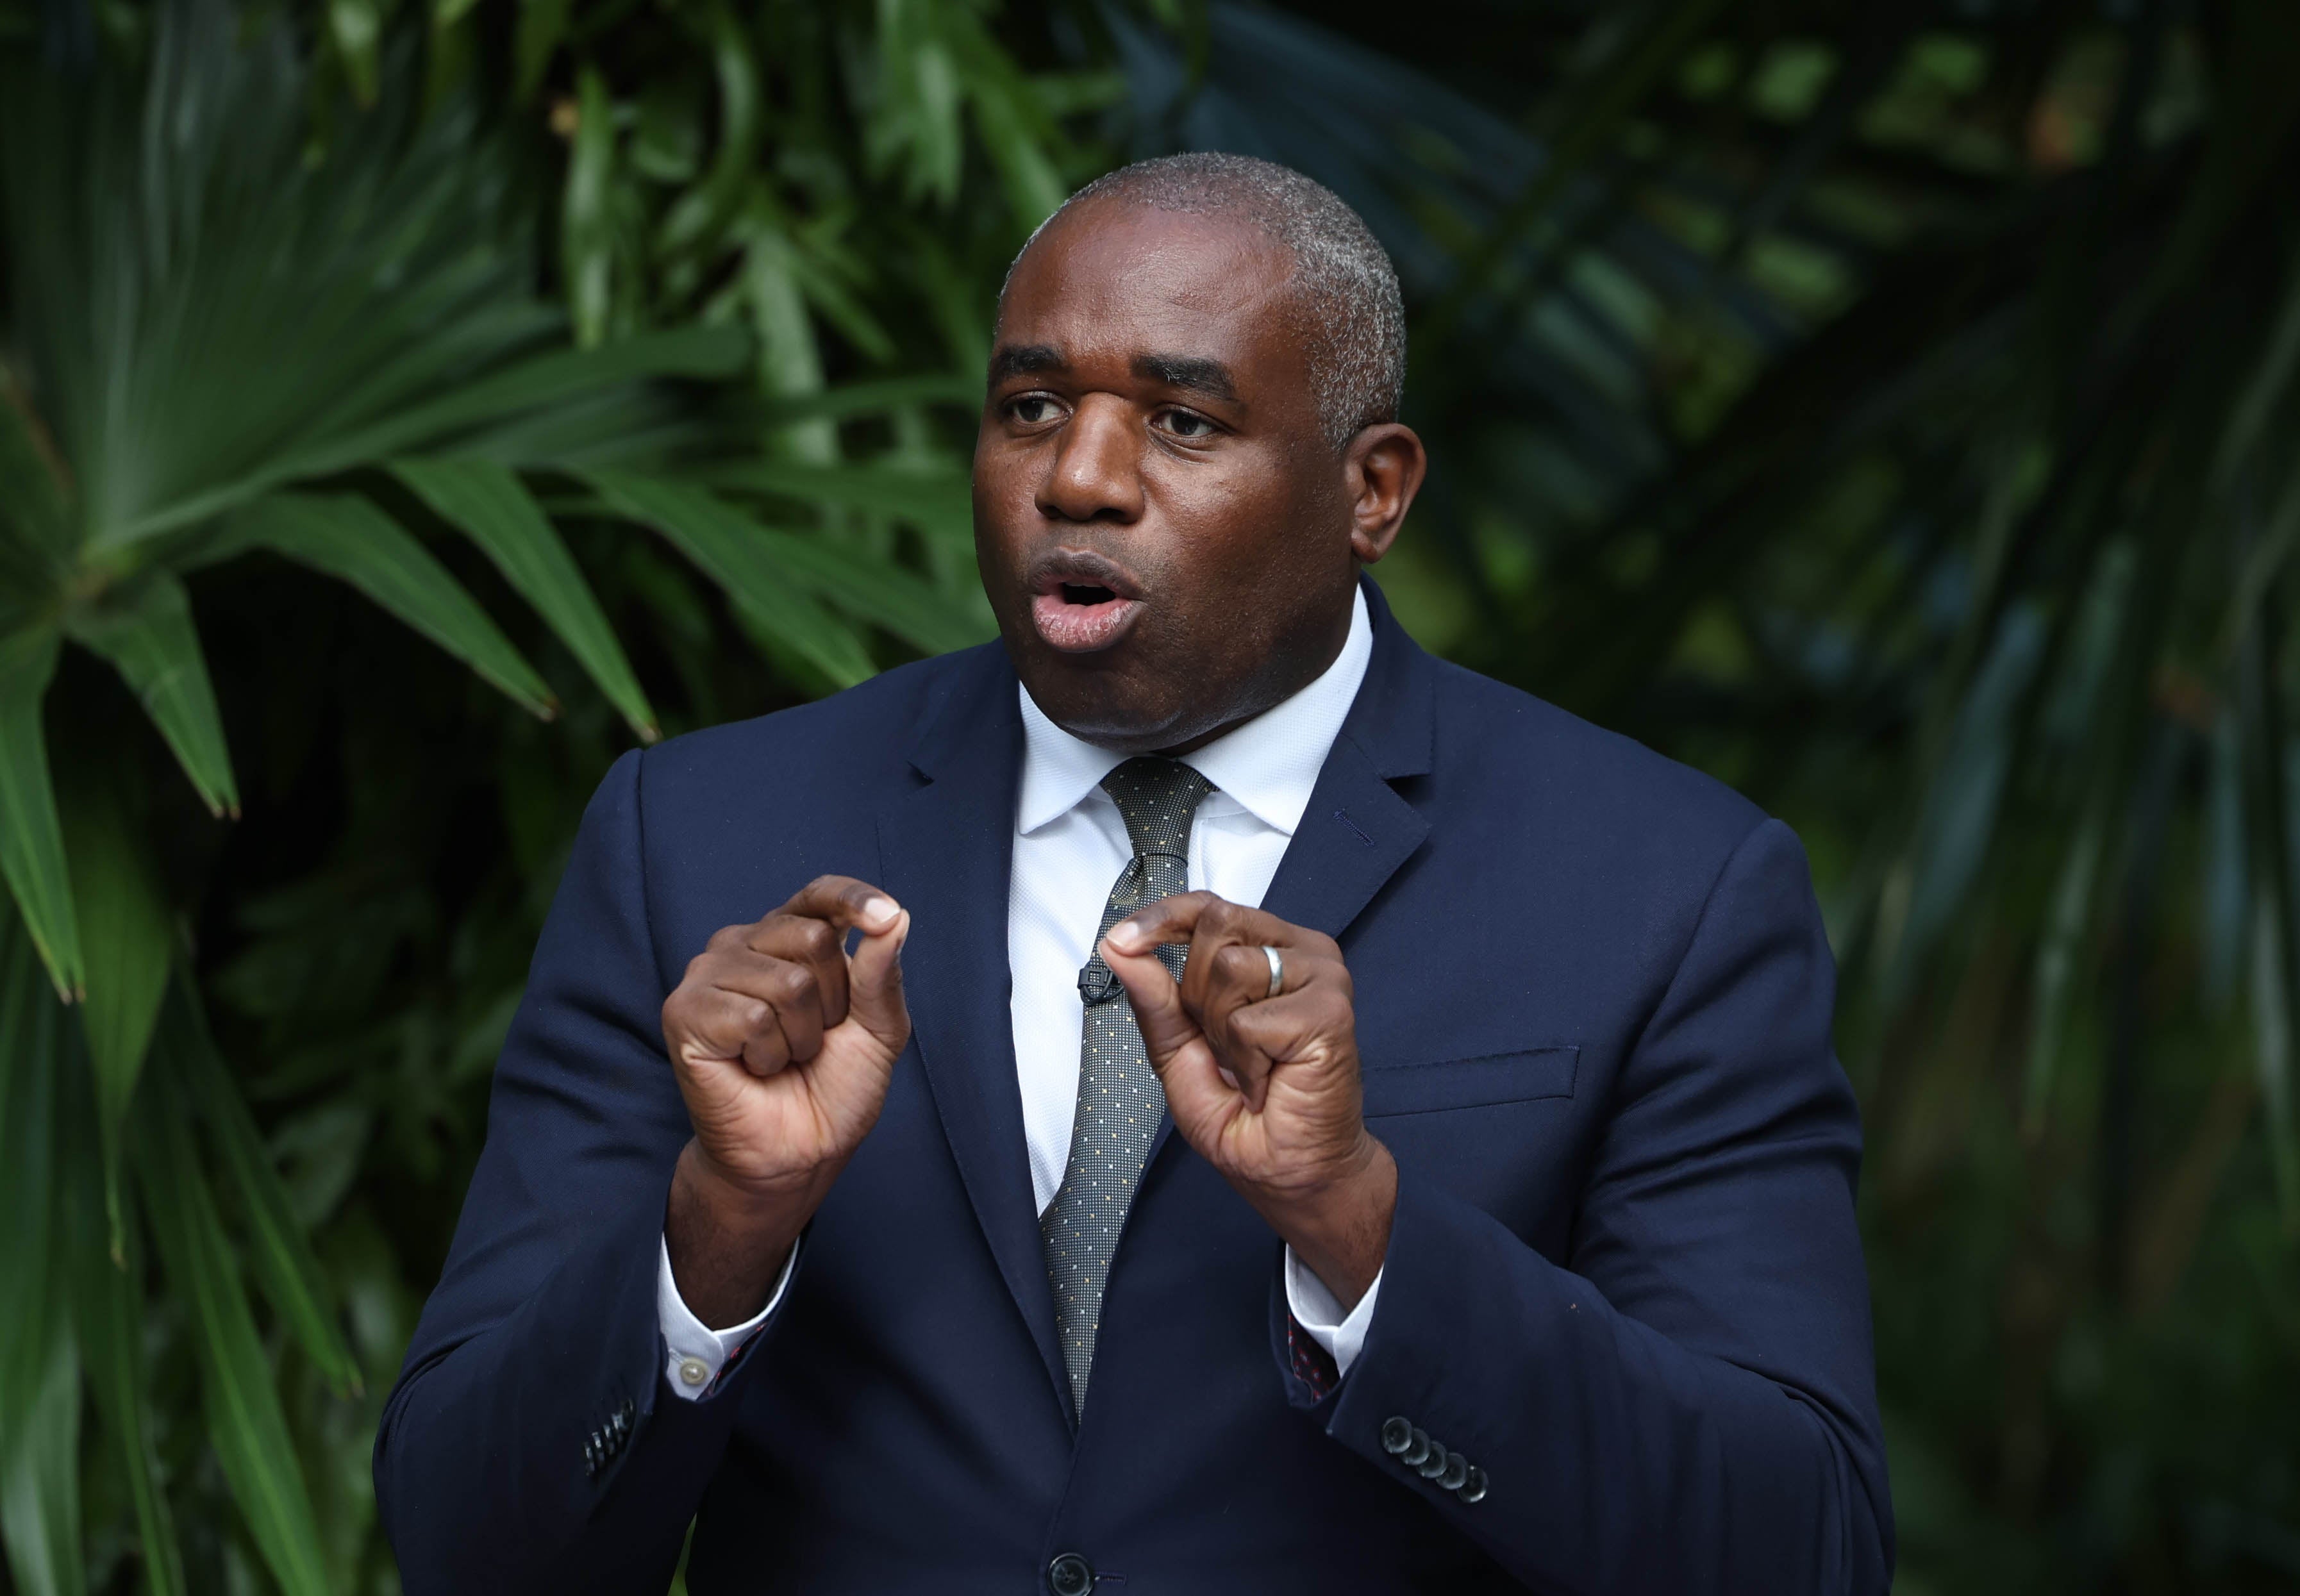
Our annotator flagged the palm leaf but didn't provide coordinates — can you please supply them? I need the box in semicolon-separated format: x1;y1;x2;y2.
0;1326;83;1596
60;785;173;1259
67;1200;183;1596
0;629;79;1001
63;574;239;818
167;984;362;1395
0;913;79;1596
0;361;74;597
581;471;882;685
137;1067;331;1596
215;494;556;719
596;468;985;654
391;458;658;739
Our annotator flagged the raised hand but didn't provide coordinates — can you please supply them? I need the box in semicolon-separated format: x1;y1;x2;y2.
1102;893;1396;1309
661;875;910;1326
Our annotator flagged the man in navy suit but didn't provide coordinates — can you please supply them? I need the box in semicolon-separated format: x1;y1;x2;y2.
377;153;1892;1594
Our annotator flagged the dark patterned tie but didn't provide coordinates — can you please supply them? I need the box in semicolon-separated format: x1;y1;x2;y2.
1041;756;1213;1415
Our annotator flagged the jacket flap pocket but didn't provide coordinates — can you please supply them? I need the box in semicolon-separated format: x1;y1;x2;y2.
1361;1045;1579;1118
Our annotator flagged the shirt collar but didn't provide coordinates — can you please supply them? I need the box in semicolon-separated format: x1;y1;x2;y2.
1015;584;1374;838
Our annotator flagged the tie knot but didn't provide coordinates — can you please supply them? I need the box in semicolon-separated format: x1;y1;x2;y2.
1099;756;1213;860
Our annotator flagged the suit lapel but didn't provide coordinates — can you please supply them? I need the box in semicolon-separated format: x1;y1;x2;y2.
875;649;1071;1420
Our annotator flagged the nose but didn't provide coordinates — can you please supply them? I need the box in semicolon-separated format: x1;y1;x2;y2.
1037;394;1144;525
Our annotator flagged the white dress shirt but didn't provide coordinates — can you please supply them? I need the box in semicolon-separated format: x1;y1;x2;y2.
660;587;1382;1401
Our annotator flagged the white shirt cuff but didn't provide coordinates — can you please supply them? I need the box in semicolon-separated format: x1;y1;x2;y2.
656;1235;798;1402
1282;1246;1381;1379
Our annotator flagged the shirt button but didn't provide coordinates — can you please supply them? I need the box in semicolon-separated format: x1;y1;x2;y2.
677;1356;711;1387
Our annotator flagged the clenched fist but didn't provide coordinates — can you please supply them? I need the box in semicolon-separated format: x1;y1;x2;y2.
662;875;910;1327
1101;893;1396;1309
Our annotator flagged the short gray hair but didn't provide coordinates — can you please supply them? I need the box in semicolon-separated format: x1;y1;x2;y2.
1004;153;1407;451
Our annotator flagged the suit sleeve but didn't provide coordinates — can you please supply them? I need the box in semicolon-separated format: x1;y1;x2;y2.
374;749;789;1595
1288;818;1894;1596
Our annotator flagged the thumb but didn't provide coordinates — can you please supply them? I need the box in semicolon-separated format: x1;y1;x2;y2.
1103;938;1235;1139
1102;938;1199;1065
846;907;912;1049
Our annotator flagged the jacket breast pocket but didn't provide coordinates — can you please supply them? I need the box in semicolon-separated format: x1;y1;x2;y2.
1359;1045;1579;1118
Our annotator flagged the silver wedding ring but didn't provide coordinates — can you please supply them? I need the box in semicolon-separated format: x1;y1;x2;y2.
1262;943;1285;1000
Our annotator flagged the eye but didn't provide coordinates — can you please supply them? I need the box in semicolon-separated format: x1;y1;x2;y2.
1157;408;1217;440
1008;394;1064;426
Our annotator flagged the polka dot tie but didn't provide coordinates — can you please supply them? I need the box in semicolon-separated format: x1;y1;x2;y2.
1041;756;1213;1416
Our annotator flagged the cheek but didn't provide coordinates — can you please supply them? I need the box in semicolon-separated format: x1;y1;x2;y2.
971;451;1037;562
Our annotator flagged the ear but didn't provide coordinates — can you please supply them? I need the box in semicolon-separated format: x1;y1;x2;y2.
1340;422;1426;565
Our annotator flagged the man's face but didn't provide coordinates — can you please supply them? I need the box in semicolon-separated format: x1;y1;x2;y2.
972;200;1368;754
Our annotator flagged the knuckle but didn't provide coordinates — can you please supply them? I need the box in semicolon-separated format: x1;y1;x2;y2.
780;963;821;1006
792;918;838;958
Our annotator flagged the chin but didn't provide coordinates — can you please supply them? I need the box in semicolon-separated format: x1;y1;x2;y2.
1015;658;1206;753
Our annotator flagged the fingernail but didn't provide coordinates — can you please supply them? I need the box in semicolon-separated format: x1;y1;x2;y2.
1109;920;1143;951
862;896;899;930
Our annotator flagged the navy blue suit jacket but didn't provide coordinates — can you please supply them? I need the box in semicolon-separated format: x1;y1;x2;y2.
377;586;1892;1593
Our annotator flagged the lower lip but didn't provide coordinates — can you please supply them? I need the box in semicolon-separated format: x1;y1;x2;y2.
1031;590;1145;653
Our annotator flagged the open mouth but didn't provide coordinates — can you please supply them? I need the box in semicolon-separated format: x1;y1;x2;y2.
1028;556;1146;653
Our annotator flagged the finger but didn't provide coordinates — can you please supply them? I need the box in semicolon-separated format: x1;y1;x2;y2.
1099;932;1202;1067
670;985;787;1073
1103;890;1223;956
778;874;904;936
1112;895;1326;1020
844;907;912;1049
700;951;829;1063
738;1006;794;1078
1149;1032;1246;1147
1178;909;1342;1051
1228;988;1358;1113
758;876;904;1024
741;913;849;1032
1200;942;1288;1104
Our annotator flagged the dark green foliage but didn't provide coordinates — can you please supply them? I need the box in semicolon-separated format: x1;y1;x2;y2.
1;1;2294;1591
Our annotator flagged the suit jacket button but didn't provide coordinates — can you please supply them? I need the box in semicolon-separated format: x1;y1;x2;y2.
1439;1451;1469;1491
1047;1552;1094;1596
1380;1416;1413;1455
1416;1442;1450;1479
1402;1426;1434;1467
1460;1465;1488;1504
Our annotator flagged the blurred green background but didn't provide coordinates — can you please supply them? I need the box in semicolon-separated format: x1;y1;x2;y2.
2;1;2296;1591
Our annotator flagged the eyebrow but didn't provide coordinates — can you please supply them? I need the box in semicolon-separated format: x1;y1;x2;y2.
987;344;1064;385
984;344;1242;406
1132;353;1238;404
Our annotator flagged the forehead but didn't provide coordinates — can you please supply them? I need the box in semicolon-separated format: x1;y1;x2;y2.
996;201;1307;377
